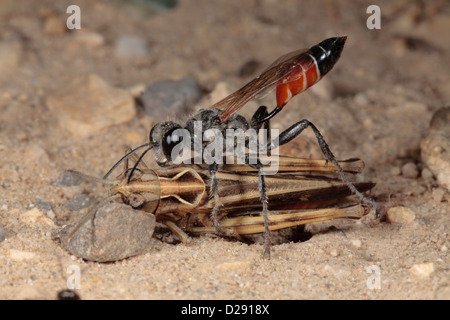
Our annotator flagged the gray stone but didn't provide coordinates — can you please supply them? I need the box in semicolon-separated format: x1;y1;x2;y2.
141;77;202;120
401;162;419;179
64;194;97;212
421;107;450;191
0;224;6;242
52;170;83;187
115;35;149;58
60;203;156;262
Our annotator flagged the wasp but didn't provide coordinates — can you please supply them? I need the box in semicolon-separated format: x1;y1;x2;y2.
64;152;374;261
103;36;378;257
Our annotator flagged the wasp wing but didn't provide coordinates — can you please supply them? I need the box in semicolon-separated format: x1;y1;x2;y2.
211;48;310;121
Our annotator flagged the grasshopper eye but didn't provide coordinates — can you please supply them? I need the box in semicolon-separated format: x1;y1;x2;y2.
128;193;145;208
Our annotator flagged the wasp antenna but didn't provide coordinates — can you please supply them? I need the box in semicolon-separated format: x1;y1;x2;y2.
103;143;152;180
126;145;154;185
67;170;115;185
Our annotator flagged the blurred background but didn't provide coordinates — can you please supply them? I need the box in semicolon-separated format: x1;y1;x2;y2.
0;0;448;299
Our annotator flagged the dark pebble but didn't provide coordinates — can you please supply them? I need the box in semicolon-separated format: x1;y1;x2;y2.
64;194;97;212
401;162;419;179
0;224;6;242
59;202;156;262
34;200;53;212
421;107;450;190
57;289;81;300
140;77;202;120
52;170;83;187
239;59;261;78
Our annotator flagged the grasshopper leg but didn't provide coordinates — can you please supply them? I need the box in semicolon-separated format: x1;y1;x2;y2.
163;220;191;244
265;119;380;217
257;164;271;259
209;163;224;233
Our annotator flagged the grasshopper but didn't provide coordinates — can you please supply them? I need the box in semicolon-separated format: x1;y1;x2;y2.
66;153;374;258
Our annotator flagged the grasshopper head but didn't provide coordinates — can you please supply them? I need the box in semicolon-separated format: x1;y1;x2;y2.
112;169;161;213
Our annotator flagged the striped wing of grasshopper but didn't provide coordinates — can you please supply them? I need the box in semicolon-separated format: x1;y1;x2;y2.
101;154;374;243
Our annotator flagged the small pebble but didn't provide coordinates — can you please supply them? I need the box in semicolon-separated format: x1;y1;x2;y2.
115;35;149;58
0;40;22;75
34;200;53;213
421;167;433;180
390;166;401;176
46;74;136;138
64;194;97;212
350;239;362;248
431;188;446;203
309;77;333;100
0;224;6;242
8;249;37;261
329;248;339;257
140;77;202;119
72;31;105;48
239;59;261;78
22;143;50;168
216;260;251;272
52;170;83;187
401;162;419;179
202;81;231;107
43;16;66;36
20;208;54;226
57;289;81;300
354;93;369;106
409;263;434;278
387;206;416;224
14;286;43;300
421;107;450;191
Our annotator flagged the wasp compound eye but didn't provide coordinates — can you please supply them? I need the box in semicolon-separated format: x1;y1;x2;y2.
162;127;184;161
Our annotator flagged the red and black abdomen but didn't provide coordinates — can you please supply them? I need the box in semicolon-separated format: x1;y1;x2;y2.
308;36;346;78
275;36;346;109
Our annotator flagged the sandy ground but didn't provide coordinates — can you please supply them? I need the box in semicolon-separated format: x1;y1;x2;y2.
0;0;449;300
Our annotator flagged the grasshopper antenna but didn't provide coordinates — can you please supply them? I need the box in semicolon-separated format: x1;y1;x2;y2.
103;143;152;180
126;144;154;184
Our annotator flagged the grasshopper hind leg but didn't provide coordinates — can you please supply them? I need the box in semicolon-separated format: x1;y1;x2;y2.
265;119;380;217
163;220;191;244
209;163;224;233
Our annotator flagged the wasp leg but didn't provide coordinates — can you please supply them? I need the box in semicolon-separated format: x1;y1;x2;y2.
249;106;273;258
265;119;380;217
250;105;269;130
256;106;282;124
